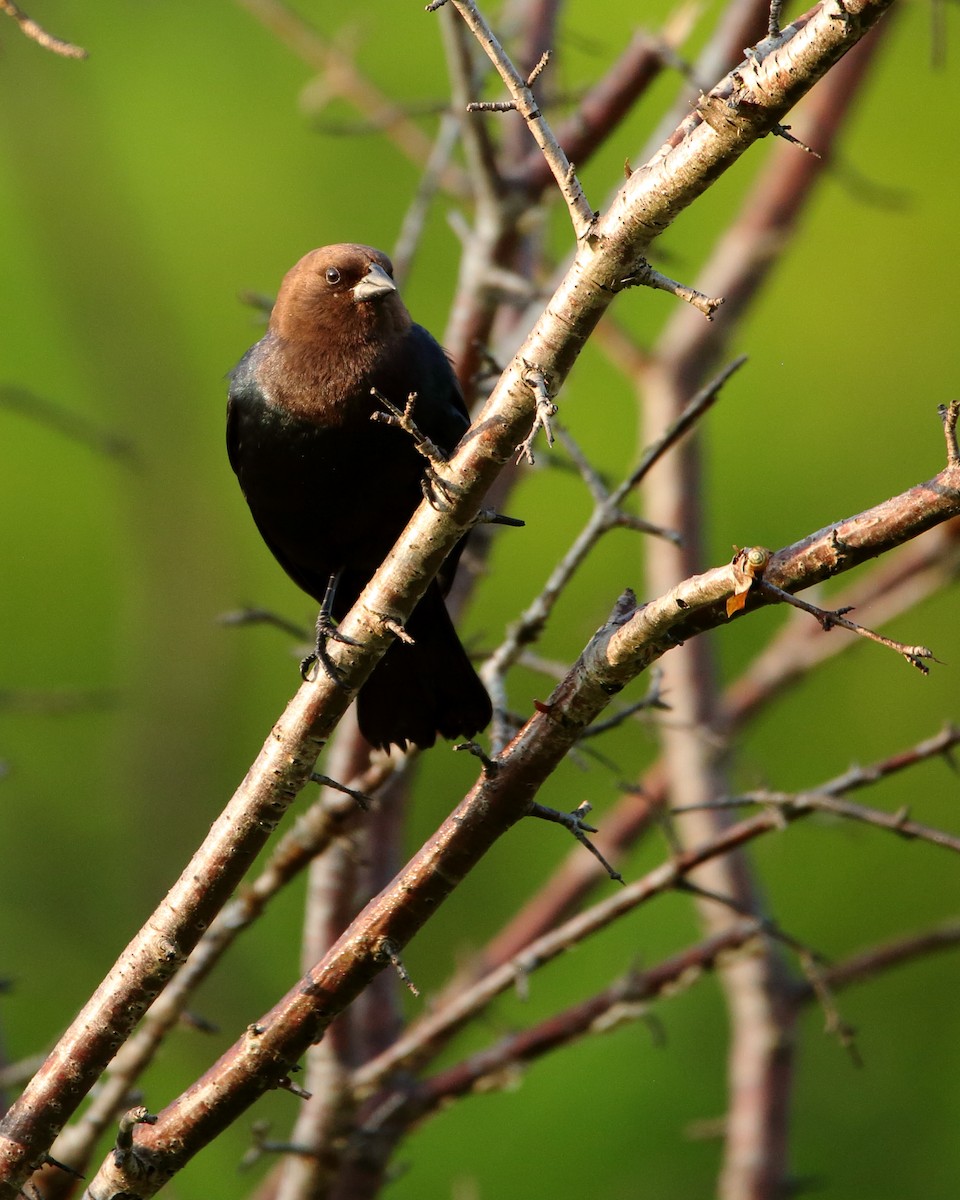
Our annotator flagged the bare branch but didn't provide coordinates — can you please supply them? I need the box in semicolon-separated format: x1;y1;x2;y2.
511;15;697;196
481;354;744;721
618;257;725;318
395;921;763;1116
441;0;597;237
757;579;937;673
0;1;924;1193
797;920;960;998
0;0;87;57
0;386;136;463
675;725;960;854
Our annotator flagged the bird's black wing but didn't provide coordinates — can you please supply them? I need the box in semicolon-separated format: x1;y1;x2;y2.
227;342;345;604
225;345;258;479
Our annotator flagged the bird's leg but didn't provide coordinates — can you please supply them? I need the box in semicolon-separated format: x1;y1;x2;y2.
300;572;360;685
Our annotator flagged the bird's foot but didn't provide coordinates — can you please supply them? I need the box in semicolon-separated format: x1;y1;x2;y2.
300;613;360;688
300;646;340;686
421;466;466;514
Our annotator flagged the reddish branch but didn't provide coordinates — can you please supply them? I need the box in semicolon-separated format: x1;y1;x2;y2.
638;20;898;1197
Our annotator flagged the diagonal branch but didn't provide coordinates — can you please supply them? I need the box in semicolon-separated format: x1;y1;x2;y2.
443;0;597;237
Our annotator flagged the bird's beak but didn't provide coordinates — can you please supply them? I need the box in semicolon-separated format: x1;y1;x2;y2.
352;262;397;302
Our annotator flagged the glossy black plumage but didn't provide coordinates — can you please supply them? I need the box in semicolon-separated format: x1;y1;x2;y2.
226;244;491;750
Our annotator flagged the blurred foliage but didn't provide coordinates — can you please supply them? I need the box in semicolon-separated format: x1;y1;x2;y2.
0;1;958;1198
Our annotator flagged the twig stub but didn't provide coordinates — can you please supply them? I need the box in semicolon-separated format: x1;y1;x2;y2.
939;399;960;467
618;257;725;319
377;938;421;997
517;368;558;464
529;801;624;884
112;1106;158;1168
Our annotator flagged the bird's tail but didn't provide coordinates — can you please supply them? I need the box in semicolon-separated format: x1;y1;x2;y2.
355;582;492;752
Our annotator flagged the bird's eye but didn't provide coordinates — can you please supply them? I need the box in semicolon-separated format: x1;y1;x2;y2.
324;268;341;286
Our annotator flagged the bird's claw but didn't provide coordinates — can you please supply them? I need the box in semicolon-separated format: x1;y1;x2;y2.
301;614;360;688
300;647;344;687
421;467;465;513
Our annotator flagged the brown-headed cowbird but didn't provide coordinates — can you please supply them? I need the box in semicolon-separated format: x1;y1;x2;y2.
227;244;492;751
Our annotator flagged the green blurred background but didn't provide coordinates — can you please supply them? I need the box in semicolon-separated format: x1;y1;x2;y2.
1;1;958;1196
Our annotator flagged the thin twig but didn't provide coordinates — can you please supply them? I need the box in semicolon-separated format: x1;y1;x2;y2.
672;724;960;854
796;920;960;998
0;0;87;57
235;0;468;196
528;802;624;883
353;812;791;1092
510;15;697;196
392;112;463;287
442;0;596;237
0;386;135;463
217;606;311;643
618;257;725;319
401;921;764;1114
757;580;937;674
614;356;745;499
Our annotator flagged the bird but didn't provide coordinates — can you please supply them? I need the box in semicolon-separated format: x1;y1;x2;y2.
226;243;493;751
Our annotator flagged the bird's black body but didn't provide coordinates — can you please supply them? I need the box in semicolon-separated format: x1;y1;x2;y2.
227;244;491;750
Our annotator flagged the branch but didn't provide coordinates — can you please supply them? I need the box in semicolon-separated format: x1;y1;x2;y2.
0;0;86;58
674;724;960;854
481;519;960;974
0;386;136;464
38;749;394;1195
443;0;597;237
481;356;745;741
756;579;936;672
351;922;764;1169
794;920;960;999
510;16;697;196
66;538;841;1196
22;380;960;1200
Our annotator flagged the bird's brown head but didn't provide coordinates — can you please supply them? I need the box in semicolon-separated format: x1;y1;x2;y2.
269;244;411;346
